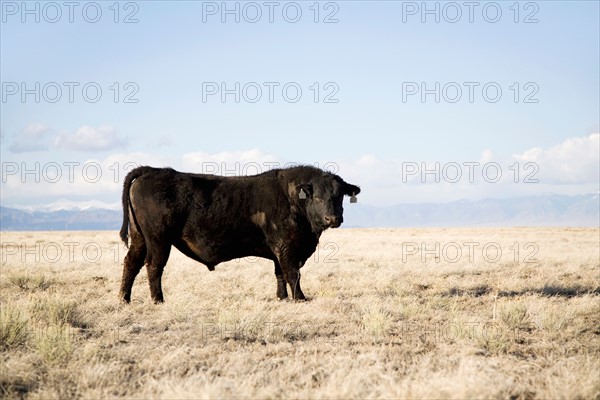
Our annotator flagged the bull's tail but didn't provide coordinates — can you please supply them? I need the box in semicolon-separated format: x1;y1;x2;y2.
120;166;154;247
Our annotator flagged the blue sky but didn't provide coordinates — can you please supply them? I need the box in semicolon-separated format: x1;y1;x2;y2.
1;1;599;208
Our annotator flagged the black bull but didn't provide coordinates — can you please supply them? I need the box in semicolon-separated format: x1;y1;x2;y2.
119;166;360;303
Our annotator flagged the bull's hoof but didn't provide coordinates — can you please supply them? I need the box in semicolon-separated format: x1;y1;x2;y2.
119;292;131;304
292;292;306;301
152;297;164;304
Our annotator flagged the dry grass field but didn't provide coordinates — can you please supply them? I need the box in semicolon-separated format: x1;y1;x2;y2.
0;227;599;399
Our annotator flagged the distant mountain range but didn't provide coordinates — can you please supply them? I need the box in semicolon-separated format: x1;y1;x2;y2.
344;193;599;227
0;206;123;231
1;193;598;231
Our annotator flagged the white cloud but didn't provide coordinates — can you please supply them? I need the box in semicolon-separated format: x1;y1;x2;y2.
0;152;173;208
356;154;379;166
54;125;127;152
9;123;53;153
8;124;128;153
480;149;494;163
513;133;599;184
335;134;600;205
2;135;598;209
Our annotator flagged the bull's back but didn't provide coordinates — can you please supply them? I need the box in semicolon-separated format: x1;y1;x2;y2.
130;168;218;226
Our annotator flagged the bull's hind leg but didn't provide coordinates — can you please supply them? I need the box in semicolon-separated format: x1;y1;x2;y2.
274;260;288;299
120;233;147;303
145;242;171;304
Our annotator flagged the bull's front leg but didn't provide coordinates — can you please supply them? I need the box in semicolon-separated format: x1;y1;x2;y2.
273;259;288;300
276;253;306;301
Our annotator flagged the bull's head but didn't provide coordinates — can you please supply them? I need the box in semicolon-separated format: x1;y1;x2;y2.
295;175;360;230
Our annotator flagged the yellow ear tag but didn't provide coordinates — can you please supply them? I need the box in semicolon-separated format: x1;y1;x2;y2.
350;192;357;203
299;188;307;199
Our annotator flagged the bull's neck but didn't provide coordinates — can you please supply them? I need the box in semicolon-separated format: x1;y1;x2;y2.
291;207;324;237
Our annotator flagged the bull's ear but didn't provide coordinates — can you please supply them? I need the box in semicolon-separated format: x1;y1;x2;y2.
295;183;313;200
343;182;361;197
342;182;360;203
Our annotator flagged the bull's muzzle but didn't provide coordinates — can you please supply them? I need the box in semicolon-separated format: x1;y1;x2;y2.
324;215;342;228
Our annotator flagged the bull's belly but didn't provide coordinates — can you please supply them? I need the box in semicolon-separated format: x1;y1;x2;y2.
174;236;274;267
